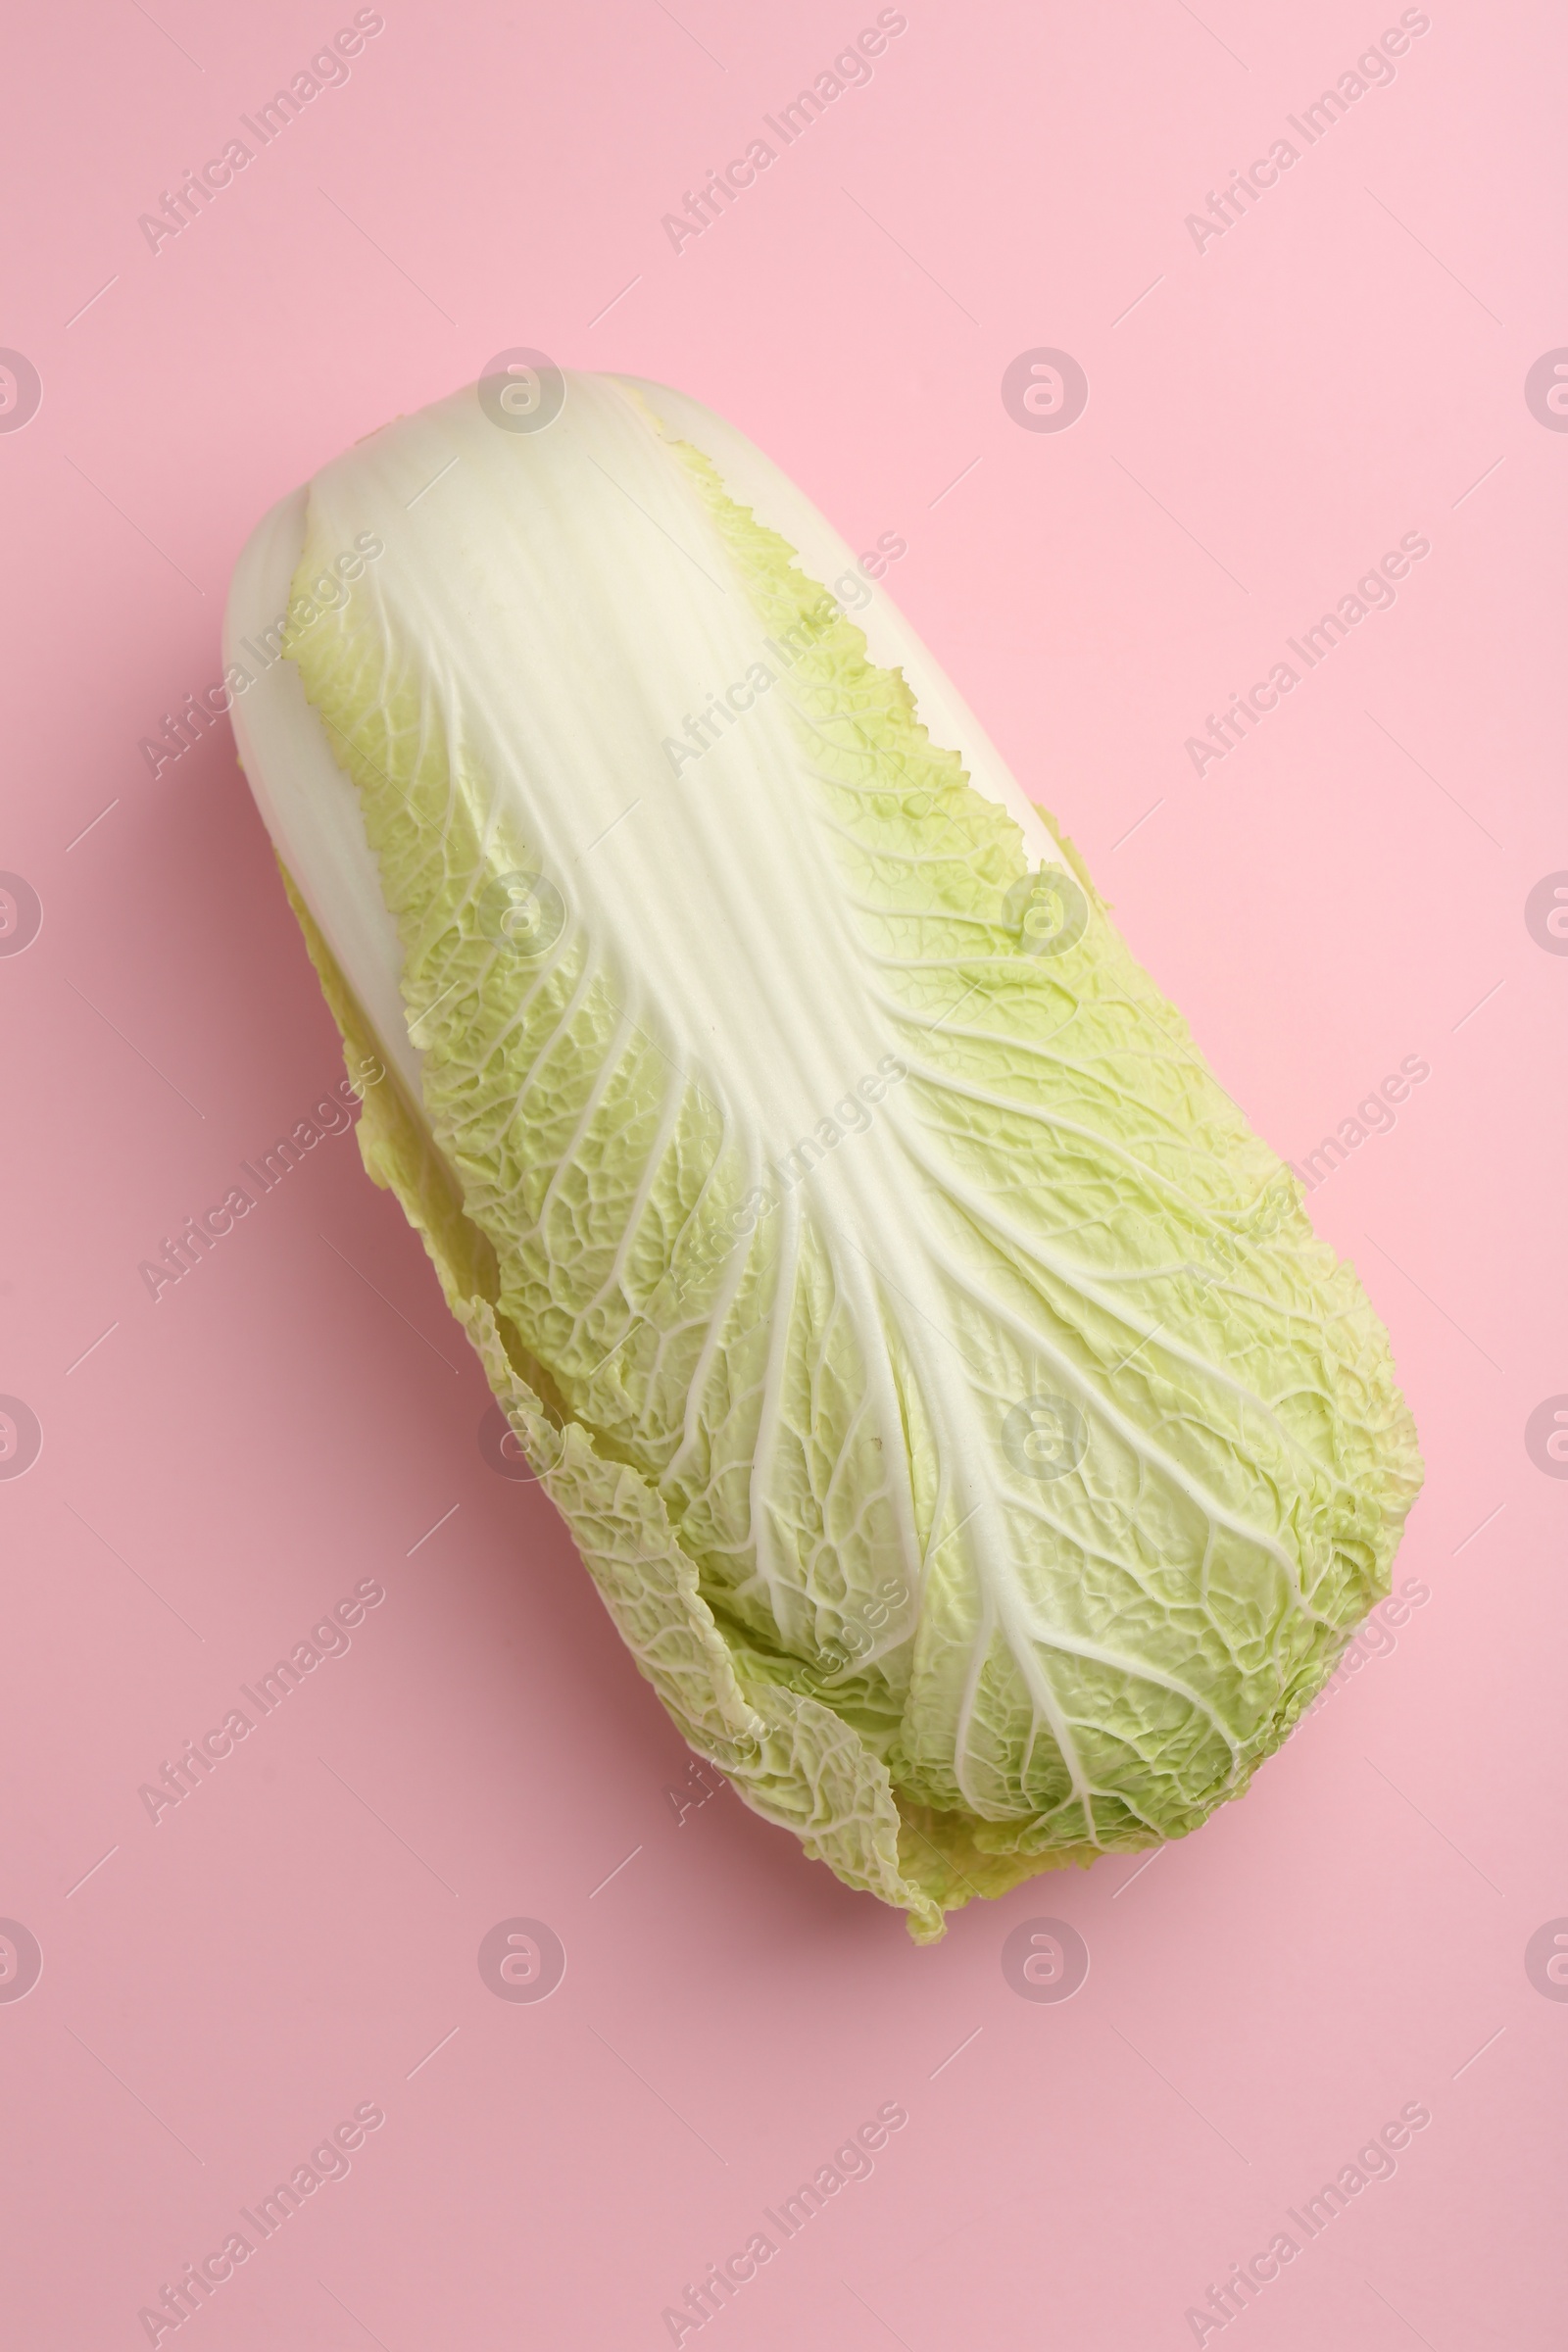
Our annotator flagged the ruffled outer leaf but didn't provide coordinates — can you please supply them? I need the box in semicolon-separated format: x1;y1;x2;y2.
281;868;946;1939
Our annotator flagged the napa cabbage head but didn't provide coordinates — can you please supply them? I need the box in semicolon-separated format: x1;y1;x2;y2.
228;368;1422;1941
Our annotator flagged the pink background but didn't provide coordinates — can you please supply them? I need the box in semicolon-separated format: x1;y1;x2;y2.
2;1;1564;2344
